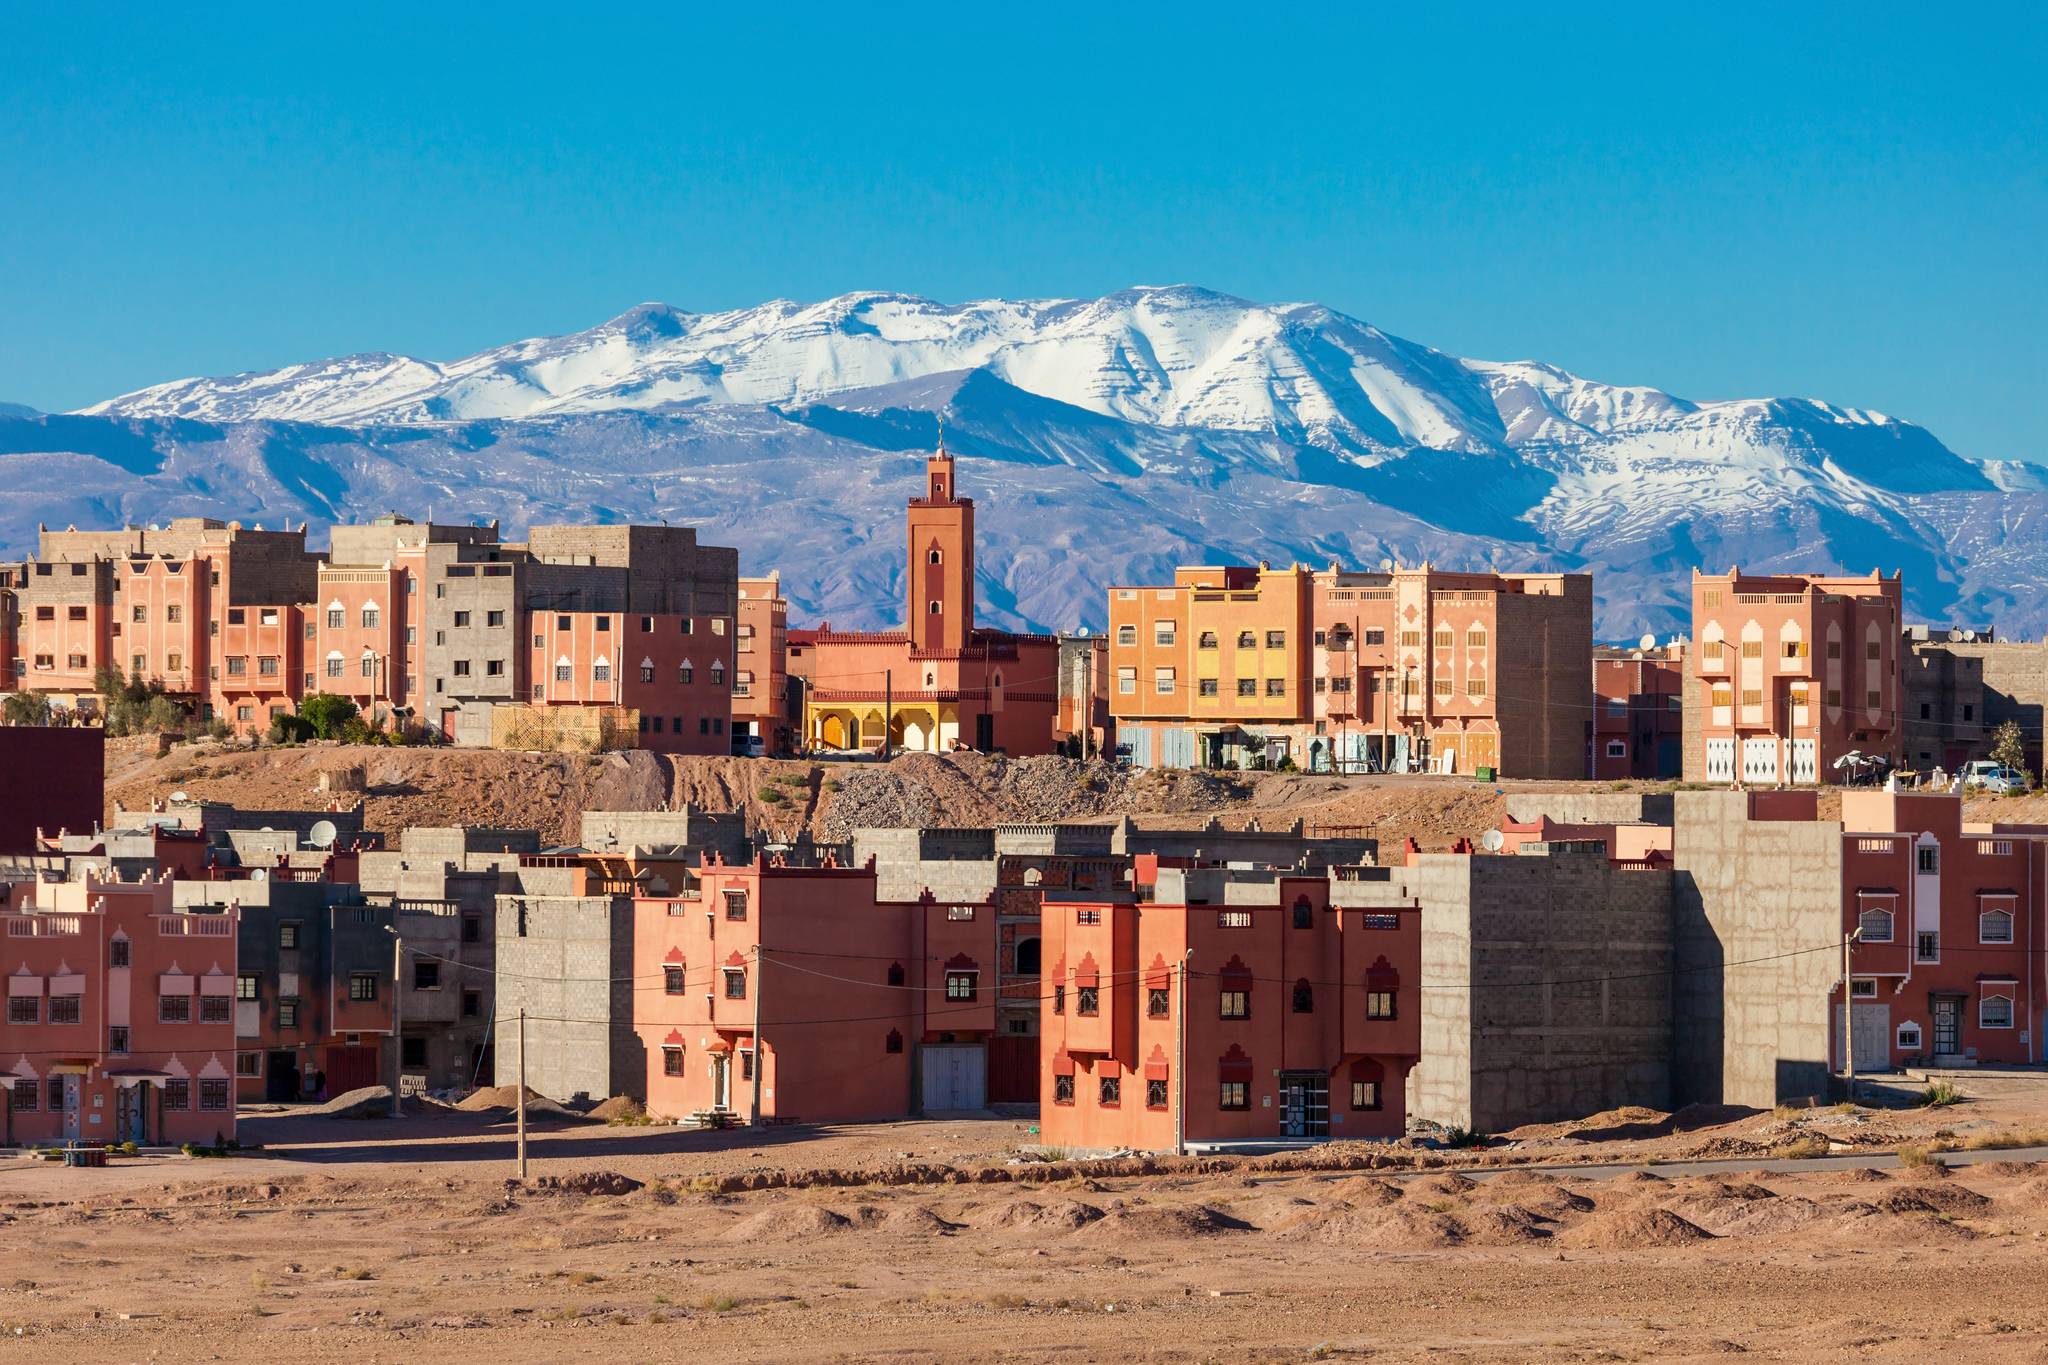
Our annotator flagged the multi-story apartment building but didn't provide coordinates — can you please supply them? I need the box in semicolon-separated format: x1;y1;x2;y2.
792;444;1062;755
1056;633;1112;757
1590;641;1686;779
12;518;320;731
1039;864;1421;1153
1686;569;1904;784
1900;625;2048;775
526;609;734;754
1;571;19;692
1836;791;2047;1069
631;854;1000;1121
734;573;792;754
1;874;239;1145
1107;561;1592;776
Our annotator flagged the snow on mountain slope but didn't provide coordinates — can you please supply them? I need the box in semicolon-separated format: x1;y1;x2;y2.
39;286;2038;638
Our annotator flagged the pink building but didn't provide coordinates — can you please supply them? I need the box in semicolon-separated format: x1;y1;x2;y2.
527;609;735;753
631;855;1000;1121
1687;569;1904;784
3;874;238;1146
1039;866;1421;1153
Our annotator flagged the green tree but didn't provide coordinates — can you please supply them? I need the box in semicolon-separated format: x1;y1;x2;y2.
3;692;54;726
1991;719;2029;773
297;693;359;740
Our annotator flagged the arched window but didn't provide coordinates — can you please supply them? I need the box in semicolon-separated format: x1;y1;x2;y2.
1292;897;1313;930
1858;906;1894;943
886;962;905;988
885;1029;904;1054
1016;938;1041;975
928;548;942;564
1366;956;1400;1020
1291;979;1314;1014
929;600;943;615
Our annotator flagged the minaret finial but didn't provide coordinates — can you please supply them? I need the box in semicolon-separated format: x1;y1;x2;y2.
935;414;946;457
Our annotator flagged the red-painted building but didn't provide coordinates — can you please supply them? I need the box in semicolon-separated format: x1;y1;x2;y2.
631;854;1000;1121
1590;642;1685;779
1835;791;2048;1069
2;874;239;1145
0;727;104;856
1039;866;1421;1153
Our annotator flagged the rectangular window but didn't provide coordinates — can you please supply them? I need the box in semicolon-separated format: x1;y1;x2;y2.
1916;931;1939;962
1153;621;1176;646
401;1037;427;1068
453;660;471;677
328;608;344;629
161;1078;188;1110
1467;679;1486;698
159;993;190;1023
1098;1076;1121;1107
1983;995;2015;1029
724;890;748;921
47;994;82;1025
349;973;377;1002
1265;678;1285;697
1740;640;1762;658
663;1046;684;1077
1148;987;1169;1018
200;994;231;1024
278;999;299;1028
1077;985;1099;1016
1917;846;1938;874
1266;631;1285;648
1236;678;1256;697
111;938;131;967
1220;1081;1249;1111
1116;625;1136;647
462;915;481;944
664;965;686;994
279;922;299;950
1218;909;1252;928
1053;1074;1075;1105
1366;991;1396;1020
1117;667;1136;695
460;991;479;1019
236;974;259;1001
108;1025;129;1054
1351;1080;1381;1110
8;995;39;1024
11;1077;36;1111
1198;678;1219;697
945;971;978;1002
236;1051;263;1077
1741;689;1762;708
724;969;747;1000
200;1078;230;1111
1867;641;1881;660
1850;977;1879;999
946;905;975;921
1219;990;1249;1020
1154;668;1175;694
1146;1078;1168;1109
1052;984;1065;1015
487;610;505;628
1400;630;1421;647
454;611;471;627
227;655;246;675
412;961;441;991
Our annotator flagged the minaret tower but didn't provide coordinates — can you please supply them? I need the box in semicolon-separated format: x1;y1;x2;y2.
906;423;975;652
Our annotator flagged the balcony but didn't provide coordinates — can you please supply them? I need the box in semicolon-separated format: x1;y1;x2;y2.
157;913;233;937
5;915;82;937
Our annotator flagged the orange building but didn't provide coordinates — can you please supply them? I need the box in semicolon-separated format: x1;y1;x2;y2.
1039;865;1421;1153
630;854;1001;1121
527;609;735;754
791;444;1061;755
1686;569;1904;784
734;574;792;754
1107;561;1591;776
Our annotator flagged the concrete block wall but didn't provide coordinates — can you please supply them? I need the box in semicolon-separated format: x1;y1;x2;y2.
1669;791;1842;1107
1407;848;1673;1133
493;894;641;1103
1504;793;1675;827
579;809;750;862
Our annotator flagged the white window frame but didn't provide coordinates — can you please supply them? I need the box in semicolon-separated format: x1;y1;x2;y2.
1980;907;2015;945
1981;993;2015;1029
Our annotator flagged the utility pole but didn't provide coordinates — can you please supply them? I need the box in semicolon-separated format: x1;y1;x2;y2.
1173;950;1191;1156
516;1007;528;1178
883;669;892;760
389;928;403;1119
749;945;765;1126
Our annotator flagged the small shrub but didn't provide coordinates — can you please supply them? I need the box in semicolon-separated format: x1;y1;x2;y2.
760;788;787;805
823;778;842;793
1773;1135;1829;1159
1919;1080;1964;1109
1438;1126;1489;1149
267;714;315;745
1897;1144;1945;1169
696;1294;739;1313
335;1266;374;1281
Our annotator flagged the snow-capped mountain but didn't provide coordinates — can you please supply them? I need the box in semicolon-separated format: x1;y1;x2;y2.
8;286;2035;638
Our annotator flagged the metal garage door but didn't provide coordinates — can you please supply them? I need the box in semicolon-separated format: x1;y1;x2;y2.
920;1044;987;1113
1834;1003;1891;1072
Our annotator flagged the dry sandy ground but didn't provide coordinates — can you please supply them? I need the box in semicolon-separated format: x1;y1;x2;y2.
10;1081;2048;1361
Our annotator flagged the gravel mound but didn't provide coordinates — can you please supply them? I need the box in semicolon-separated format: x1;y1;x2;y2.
1559;1208;1714;1249
312;1086;391;1118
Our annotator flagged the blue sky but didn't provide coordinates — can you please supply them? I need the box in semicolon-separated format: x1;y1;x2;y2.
2;7;2043;459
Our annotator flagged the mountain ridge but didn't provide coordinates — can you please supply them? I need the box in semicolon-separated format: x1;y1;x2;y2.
4;285;2031;640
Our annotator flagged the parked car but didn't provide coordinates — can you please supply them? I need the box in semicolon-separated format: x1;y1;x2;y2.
733;734;767;759
1962;760;2033;794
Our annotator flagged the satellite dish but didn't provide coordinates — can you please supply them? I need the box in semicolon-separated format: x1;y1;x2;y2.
1480;829;1506;853
1961;629;1977;642
171;790;189;804
1378;559;1394;572
1639;633;1656;652
309;819;339;850
248;867;268;882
